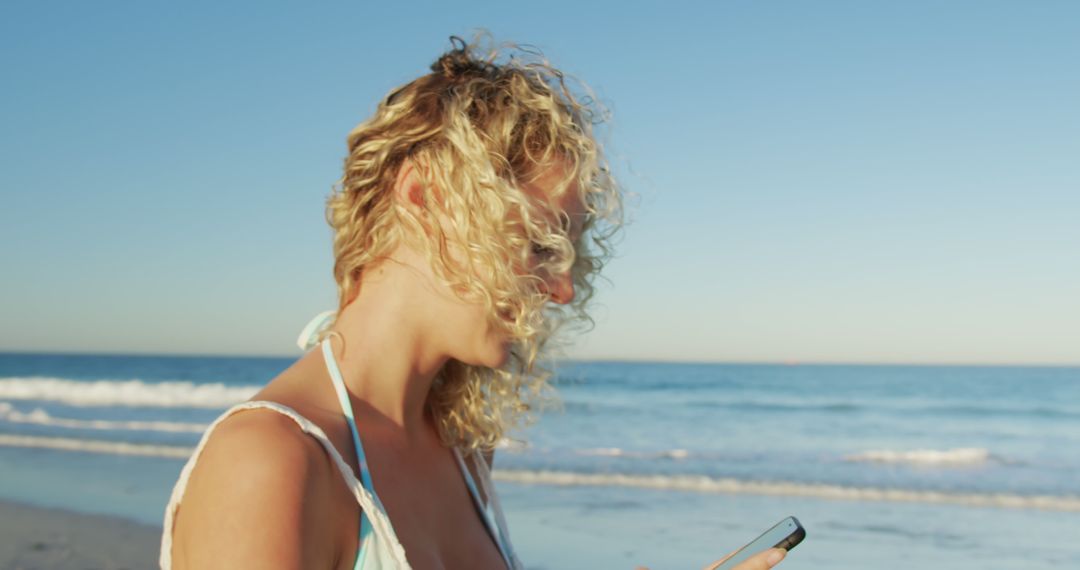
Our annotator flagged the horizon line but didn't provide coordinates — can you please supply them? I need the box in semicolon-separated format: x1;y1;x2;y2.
0;348;1077;369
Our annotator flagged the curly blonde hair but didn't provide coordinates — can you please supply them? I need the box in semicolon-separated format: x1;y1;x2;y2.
325;35;622;451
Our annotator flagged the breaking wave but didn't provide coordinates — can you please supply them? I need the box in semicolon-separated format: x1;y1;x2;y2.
0;434;194;459
0;377;257;408
0;402;207;433
844;448;992;466
575;447;691;460
492;469;1080;512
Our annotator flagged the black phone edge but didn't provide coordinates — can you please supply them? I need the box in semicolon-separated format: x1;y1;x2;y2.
771;515;806;551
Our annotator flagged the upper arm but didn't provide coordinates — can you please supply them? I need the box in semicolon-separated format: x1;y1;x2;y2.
171;411;336;570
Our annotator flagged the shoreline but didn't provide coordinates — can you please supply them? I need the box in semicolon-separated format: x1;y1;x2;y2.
0;499;161;570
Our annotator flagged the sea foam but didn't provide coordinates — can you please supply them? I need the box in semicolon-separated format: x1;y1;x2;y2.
0;402;208;433
844;448;992;466
575;447;691;460
0;434;194;459
0;377;257;408
492;469;1080;512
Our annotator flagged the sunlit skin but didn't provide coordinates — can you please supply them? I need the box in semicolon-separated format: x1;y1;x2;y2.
168;157;785;569
168;161;579;570
167;150;779;569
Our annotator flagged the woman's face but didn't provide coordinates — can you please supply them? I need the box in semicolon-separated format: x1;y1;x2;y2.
444;162;587;369
518;164;586;306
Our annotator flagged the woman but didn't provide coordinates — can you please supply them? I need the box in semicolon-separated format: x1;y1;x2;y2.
160;37;785;570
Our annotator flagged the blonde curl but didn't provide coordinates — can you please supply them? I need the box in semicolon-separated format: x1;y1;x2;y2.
325;34;623;452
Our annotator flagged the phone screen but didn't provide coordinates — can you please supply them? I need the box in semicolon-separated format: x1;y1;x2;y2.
713;516;805;570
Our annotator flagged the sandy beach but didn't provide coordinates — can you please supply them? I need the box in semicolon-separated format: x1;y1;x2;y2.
0;500;160;570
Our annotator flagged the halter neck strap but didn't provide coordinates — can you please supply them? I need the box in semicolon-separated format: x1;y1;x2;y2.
296;310;336;350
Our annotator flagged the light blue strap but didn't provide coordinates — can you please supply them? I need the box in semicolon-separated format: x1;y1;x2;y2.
318;332;508;569
455;450;514;569
321;339;374;490
320;338;378;570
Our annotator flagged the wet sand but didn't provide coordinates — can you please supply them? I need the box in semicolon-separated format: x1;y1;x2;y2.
0;500;160;570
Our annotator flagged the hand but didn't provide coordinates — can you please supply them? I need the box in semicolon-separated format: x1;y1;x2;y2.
703;547;787;570
633;546;786;570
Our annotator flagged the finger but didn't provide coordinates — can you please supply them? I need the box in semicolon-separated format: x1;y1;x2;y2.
733;548;786;570
701;548;737;570
703;552;732;570
703;548;786;570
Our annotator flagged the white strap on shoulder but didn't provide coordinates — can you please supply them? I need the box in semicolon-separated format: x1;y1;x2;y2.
159;401;411;569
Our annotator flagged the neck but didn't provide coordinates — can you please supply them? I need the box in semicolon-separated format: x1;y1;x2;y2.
326;262;449;439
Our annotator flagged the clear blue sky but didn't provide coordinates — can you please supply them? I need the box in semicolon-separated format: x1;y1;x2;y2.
2;1;1077;365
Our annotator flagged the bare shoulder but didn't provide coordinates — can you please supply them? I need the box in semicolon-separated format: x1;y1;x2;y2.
171;408;337;569
195;407;330;493
209;408;329;478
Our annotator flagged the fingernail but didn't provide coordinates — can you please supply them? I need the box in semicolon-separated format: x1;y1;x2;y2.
766;549;786;566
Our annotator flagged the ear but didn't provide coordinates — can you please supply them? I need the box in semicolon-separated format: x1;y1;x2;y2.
393;160;445;244
393;160;427;214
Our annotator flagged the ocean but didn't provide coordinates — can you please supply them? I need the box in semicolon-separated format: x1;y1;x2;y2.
1;352;1077;569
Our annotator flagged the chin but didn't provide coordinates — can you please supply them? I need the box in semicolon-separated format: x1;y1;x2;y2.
480;341;510;369
452;337;508;369
466;334;510;369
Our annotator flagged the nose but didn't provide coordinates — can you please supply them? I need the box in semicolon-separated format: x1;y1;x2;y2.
542;272;574;305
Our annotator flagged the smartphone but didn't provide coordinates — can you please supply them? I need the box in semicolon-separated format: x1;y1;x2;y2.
713;516;806;570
